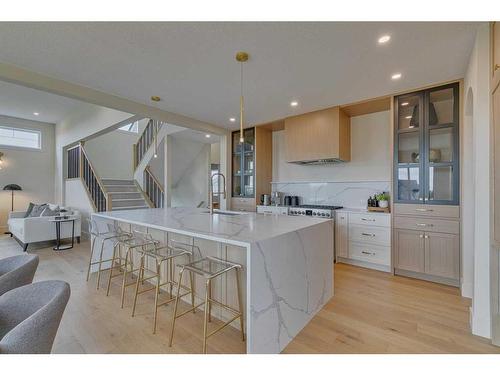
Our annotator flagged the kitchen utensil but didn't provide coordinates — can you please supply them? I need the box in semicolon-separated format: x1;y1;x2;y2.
284;196;292;206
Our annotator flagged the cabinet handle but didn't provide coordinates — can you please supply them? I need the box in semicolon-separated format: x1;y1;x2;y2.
415;208;433;212
419;234;424;238
424;235;429;239
361;250;375;255
416;223;433;227
361;232;376;237
361;218;375;222
495;64;500;71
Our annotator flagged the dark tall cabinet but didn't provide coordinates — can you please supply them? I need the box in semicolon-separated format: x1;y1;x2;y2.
393;82;460;205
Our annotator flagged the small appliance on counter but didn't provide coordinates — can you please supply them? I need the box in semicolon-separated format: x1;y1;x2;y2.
284;195;300;206
271;191;284;206
260;194;271;206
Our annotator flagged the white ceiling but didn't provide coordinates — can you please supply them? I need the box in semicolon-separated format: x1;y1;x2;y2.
0;22;480;129
172;129;221;144
0;80;87;124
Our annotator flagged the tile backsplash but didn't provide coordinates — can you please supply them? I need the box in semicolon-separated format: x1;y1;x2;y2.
271;181;391;209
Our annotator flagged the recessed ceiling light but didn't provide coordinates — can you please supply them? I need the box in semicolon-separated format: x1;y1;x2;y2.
33;112;39;116
205;134;211;138
401;102;409;106
391;73;402;80
229;117;236;122
290;101;299;107
405;116;412;119
378;35;391;44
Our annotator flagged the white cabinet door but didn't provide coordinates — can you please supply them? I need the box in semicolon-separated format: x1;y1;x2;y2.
335;212;348;258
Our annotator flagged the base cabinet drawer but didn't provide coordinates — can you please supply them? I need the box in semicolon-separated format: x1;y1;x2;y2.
349;225;390;246
231;198;256;212
349;242;390;266
393;204;459;219
349;212;390;227
394;216;459;234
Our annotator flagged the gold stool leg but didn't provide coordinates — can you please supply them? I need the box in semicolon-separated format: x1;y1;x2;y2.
106;242;119;296
169;268;185;347
96;237;107;290
208;281;212;322
235;267;245;342
86;236;97;282
202;279;211;354
132;255;145;317
189;258;195;313
120;246;131;308
153;261;161;334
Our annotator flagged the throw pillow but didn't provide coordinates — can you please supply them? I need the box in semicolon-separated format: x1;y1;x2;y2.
24;202;35;218
28;204;48;217
41;206;60;217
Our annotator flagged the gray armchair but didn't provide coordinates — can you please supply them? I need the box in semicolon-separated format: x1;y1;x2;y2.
0;254;39;296
0;280;70;354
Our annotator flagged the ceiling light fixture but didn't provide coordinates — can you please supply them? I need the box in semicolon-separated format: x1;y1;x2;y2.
290;101;299;107
401;102;409;106
205;134;211;138
150;96;161;158
391;73;402;80
236;51;249;143
229;117;236;123
378;35;391;44
33;112;39;116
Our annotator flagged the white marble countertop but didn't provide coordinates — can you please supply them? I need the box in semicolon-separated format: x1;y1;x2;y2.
93;207;331;247
336;207;391;215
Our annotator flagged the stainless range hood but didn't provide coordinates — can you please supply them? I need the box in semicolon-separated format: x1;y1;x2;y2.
288;158;347;165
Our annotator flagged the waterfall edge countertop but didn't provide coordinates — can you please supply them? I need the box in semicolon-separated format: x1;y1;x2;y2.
92;207;332;247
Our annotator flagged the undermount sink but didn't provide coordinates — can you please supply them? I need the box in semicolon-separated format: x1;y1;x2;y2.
201;210;245;216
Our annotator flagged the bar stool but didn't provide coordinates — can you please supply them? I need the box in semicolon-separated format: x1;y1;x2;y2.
105;229;159;308
86;219;132;289
131;238;197;334
169;256;245;354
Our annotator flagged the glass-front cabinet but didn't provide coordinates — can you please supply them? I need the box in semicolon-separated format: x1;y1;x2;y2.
394;82;459;205
232;128;255;198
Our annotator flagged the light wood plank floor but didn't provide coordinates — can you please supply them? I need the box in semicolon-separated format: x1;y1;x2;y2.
1;235;498;354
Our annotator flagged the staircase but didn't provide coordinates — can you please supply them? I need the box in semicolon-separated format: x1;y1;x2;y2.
101;179;151;211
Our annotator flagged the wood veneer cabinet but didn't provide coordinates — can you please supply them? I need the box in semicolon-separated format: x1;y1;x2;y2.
231;126;272;212
284;106;350;163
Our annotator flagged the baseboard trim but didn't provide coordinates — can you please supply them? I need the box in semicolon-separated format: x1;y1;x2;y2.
395;268;460;287
337;257;391;273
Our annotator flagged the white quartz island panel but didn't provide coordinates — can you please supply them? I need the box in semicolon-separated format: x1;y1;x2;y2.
91;208;333;353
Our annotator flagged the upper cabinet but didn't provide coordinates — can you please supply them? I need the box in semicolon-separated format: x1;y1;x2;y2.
284;106;351;164
393;82;460;205
231;126;272;211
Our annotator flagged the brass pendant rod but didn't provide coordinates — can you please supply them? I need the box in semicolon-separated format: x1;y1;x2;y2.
239;62;244;143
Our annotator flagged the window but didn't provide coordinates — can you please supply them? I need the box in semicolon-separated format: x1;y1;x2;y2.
0;126;41;150
118;121;139;133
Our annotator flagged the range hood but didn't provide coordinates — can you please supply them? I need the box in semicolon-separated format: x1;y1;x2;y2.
284;106;351;164
289;158;346;165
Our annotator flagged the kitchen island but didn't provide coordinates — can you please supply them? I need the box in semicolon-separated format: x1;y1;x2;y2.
91;207;333;353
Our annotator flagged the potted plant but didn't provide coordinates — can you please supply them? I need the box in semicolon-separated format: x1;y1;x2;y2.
376;192;390;208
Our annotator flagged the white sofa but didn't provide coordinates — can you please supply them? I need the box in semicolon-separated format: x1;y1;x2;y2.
8;207;82;252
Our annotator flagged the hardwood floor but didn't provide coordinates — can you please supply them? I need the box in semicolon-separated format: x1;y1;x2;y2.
1;234;498;354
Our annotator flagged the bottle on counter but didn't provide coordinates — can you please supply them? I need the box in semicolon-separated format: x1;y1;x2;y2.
367;196;373;207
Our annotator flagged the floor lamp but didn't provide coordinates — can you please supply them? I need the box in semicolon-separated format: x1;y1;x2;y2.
3;184;22;235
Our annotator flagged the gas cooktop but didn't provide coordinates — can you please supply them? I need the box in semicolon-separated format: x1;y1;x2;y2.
298;205;343;210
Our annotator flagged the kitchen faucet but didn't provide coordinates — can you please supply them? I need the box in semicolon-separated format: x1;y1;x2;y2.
209;172;226;214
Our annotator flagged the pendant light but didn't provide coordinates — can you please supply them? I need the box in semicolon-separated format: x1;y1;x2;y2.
236;52;249;143
151;96;161;158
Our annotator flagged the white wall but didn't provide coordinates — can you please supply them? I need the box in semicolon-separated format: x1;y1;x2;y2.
0;115;55;231
148;139;165;184
55;103;133;204
65;179;94;235
463;24;491;338
272;111;391;183
83;120;146;180
168;135;210;208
